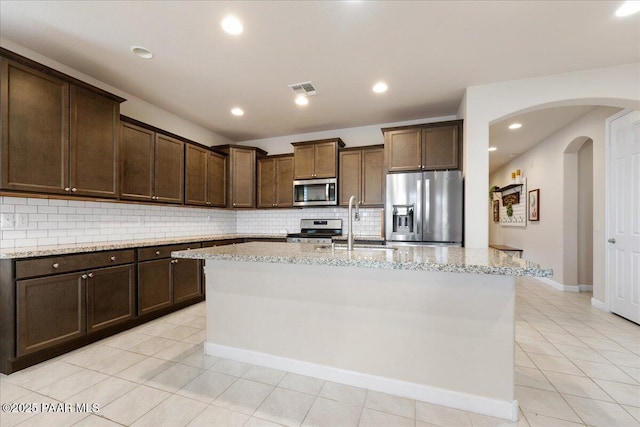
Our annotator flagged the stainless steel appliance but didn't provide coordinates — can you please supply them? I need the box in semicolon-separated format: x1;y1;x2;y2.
293;178;337;207
286;219;342;243
385;171;463;244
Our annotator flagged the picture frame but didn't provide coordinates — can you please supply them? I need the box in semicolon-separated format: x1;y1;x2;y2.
492;199;499;222
528;189;540;221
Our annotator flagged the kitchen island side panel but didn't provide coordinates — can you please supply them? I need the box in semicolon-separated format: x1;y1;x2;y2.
204;260;515;405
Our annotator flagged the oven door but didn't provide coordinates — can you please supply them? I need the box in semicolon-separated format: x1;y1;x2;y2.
293;178;337;206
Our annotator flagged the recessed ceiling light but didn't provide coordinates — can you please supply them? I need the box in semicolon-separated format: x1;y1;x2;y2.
615;1;640;17
231;107;244;116
372;82;388;93
130;46;153;59
488;147;497;152
295;94;309;106
508;123;522;130
221;15;243;35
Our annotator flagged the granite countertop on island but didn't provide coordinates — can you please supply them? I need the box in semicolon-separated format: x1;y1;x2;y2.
0;234;286;259
173;241;553;277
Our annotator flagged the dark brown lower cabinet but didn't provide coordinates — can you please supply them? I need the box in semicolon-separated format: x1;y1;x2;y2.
87;264;135;333
138;259;173;315
173;258;202;303
17;272;85;357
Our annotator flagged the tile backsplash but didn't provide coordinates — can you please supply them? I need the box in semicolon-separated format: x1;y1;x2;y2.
0;196;384;249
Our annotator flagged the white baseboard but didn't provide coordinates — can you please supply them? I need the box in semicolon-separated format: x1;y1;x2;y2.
537;278;593;293
205;342;520;422
591;297;607;311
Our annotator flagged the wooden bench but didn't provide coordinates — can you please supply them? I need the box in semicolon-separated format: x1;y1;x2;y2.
489;244;523;258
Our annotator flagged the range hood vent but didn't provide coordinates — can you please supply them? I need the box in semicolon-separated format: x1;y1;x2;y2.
288;81;317;96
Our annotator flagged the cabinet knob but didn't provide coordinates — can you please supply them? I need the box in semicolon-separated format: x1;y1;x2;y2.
88;272;94;278
171;259;178;264
52;263;59;269
64;187;71;192
71;188;77;192
155;251;161;255
206;202;211;205
81;274;88;279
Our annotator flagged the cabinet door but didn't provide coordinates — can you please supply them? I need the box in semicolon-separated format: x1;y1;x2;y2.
230;147;255;208
1;59;69;194
275;156;294;207
16;272;85;356
257;158;276;208
138;259;172;315
339;150;361;206
185;144;208;206
422;125;460;170
155;134;184;204
314;142;338;178
69;85;119;198
293;145;315;179
384;128;422;172
86;264;135;333
208;151;226;207
173;258;202;303
362;148;385;206
120;122;154;201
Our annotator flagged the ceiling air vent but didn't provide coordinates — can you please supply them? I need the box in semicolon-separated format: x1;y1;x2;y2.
288;81;317;96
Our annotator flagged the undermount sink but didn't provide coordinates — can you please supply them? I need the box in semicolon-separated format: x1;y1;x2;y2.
316;244;397;251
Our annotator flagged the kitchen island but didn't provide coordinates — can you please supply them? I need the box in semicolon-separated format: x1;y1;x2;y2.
173;242;552;421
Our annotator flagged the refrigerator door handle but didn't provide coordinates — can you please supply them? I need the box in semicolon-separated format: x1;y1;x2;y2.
424;178;430;234
416;179;422;236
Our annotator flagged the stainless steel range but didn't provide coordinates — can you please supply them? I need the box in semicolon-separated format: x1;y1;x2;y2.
286;219;343;243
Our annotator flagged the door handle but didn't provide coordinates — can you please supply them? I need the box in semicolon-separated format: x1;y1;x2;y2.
608;238;616;244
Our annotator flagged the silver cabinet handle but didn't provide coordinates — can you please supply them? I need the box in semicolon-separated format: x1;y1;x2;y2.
71;188;77;192
171;259;179;264
52;263;59;269
88;272;93;278
155;251;161;255
81;274;88;279
110;256;116;261
64;187;71;192
608;238;616;244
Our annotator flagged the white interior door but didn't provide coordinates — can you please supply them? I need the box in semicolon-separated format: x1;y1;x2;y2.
608;110;640;324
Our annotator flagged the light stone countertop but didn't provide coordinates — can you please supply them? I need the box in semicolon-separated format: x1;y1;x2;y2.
172;241;553;277
0;234;285;259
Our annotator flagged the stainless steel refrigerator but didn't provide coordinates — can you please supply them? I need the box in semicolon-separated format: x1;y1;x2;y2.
385;170;463;245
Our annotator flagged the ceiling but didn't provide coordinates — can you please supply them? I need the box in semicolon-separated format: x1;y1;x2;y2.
1;1;638;148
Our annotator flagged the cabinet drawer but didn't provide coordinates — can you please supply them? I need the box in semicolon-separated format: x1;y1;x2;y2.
16;249;135;279
138;243;202;261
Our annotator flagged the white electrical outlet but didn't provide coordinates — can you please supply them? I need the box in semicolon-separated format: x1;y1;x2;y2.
1;213;15;230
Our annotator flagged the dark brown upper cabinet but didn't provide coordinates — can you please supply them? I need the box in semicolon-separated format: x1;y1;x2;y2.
339;145;385;207
292;138;345;179
214;145;267;209
185;144;227;207
120;120;184;204
0;55;122;197
257;155;294;208
383;120;462;172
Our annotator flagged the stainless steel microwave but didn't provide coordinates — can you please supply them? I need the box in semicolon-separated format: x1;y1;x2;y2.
293;178;337;206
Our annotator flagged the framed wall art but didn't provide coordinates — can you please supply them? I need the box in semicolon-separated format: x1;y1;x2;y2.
492;199;499;222
528;189;540;221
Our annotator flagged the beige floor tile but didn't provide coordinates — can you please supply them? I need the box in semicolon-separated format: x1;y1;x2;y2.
620;366;640;383
158;324;202;341
0;380;32;402
213;378;274;415
593;379;640;407
210;359;253;377
37;369;108;400
365;390;415;419
522;411;585;426
254;387;315;427
623;405;640;423
128;336;181;356
468;411;522;426
182;330;206;344
243;365;287;386
186;404;250;427
543;371;613;401
103;331;150;350
515;386;581;423
515;366;555;391
516;350;537;368
0;391;56;427
564;394;640;427
518;341;563;356
598;350;640;369
62;345;122;368
318;381;367;407
278;373;324;395
131;394;207;427
153;341;200;362
73;414;123;426
136;321;178;337
540;333;586;347
244;417;287;427
571;359;637;384
84;349;147;375
578;336;629;352
302;397;361;427
68;376;137;408
115;357;175;383
528;354;584;376
177;370;238;403
359;408;413;427
554;344;609;363
100;384;171;425
145;363;204;393
179;350;220;369
4;361;84;390
415;400;472;426
13;410;90;427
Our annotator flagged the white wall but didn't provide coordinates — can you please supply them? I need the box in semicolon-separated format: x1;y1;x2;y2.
461;62;640;249
238;116;456;154
578;140;593;286
0;38;233;147
489;107;620;296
